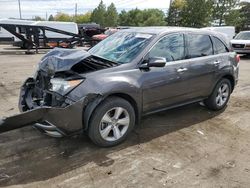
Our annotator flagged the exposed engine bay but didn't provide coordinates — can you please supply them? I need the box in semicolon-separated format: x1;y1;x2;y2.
19;48;118;112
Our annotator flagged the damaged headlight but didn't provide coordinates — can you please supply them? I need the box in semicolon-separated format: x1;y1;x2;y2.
50;78;83;94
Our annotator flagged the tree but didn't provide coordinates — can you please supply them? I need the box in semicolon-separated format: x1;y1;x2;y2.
119;9;166;26
48;14;54;21
224;9;242;31
106;3;118;27
142;9;166;26
167;0;186;26
91;0;106;27
119;10;129;26
221;2;249;32
240;2;250;30
54;12;72;22
33;16;44;21
212;0;239;26
76;12;92;24
181;0;213;28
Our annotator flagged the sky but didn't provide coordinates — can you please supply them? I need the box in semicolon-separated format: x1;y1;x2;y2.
0;0;170;19
0;0;249;20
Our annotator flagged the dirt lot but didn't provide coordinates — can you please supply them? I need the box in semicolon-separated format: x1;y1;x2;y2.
0;45;250;188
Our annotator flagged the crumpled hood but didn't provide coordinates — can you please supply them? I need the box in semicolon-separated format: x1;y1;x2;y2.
39;48;91;74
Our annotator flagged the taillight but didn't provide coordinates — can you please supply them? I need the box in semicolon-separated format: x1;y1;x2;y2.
235;54;240;63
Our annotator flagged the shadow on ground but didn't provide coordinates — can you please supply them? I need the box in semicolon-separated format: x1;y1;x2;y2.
0;103;224;186
0;47;49;56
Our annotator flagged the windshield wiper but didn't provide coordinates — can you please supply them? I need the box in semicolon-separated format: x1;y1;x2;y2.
91;54;119;66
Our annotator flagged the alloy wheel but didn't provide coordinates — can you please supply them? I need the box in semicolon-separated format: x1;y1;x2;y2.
216;83;230;107
99;107;130;142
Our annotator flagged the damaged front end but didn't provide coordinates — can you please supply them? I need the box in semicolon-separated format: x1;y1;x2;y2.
0;48;117;137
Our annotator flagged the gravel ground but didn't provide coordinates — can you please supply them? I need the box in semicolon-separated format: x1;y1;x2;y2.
0;45;249;188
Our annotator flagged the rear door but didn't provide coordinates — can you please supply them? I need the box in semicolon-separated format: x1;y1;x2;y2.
184;33;219;99
211;36;231;72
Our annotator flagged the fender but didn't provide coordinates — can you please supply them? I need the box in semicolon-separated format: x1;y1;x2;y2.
83;92;142;131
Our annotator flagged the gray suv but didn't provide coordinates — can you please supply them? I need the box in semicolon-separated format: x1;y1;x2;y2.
0;27;240;147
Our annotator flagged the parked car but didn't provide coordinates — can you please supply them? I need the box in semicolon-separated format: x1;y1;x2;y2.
231;31;250;55
0;27;240;147
92;28;118;41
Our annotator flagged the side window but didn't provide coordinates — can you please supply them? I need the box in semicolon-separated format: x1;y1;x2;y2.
149;34;185;62
213;37;229;54
187;34;213;58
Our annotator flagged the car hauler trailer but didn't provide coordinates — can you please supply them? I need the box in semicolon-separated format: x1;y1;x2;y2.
0;23;84;52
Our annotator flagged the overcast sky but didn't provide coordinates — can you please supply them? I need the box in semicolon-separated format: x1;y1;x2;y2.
0;0;170;19
0;0;249;20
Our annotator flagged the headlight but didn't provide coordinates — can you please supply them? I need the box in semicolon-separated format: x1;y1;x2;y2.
50;78;83;93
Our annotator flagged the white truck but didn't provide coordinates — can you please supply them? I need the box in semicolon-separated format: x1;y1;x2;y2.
201;26;236;40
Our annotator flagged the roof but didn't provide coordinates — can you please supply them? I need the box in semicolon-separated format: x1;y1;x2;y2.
239;31;250;33
121;26;229;43
122;26;200;35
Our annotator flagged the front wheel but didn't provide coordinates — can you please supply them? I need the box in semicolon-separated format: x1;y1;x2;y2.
204;79;232;111
88;97;135;147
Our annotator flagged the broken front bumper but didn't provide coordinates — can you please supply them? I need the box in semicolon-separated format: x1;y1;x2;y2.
0;97;88;137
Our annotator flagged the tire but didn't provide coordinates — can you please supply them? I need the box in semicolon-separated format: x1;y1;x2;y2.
88;97;135;147
204;79;232;111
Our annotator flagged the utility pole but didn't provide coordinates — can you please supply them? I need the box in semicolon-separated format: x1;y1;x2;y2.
18;0;22;19
75;3;78;22
169;0;173;9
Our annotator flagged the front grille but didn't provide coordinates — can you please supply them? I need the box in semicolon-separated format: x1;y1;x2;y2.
232;44;245;49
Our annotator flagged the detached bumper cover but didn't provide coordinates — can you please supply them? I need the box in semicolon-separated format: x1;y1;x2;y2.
0;96;90;135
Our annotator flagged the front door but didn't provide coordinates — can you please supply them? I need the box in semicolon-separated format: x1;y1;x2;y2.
142;33;191;113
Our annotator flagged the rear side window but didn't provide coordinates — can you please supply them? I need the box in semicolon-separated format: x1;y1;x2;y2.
212;37;229;54
149;34;185;62
187;34;213;58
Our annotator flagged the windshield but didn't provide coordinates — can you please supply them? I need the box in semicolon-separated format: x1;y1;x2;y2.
89;32;153;64
235;32;250;40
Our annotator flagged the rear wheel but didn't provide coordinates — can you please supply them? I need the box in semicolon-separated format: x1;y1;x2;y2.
88;97;135;147
204;79;232;111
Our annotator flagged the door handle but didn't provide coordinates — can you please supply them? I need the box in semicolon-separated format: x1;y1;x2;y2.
214;61;221;65
177;67;188;73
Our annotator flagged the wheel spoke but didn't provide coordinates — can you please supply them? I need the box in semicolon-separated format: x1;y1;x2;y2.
113;126;122;139
102;113;113;123
218;87;222;94
113;107;124;119
221;84;228;93
117;116;130;126
100;125;112;139
219;97;223;106
216;95;221;105
222;92;228;98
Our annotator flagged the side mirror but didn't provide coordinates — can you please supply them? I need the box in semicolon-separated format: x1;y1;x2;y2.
140;57;166;69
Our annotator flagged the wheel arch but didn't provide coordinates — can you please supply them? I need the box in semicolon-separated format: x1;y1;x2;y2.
83;92;140;131
221;74;235;92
